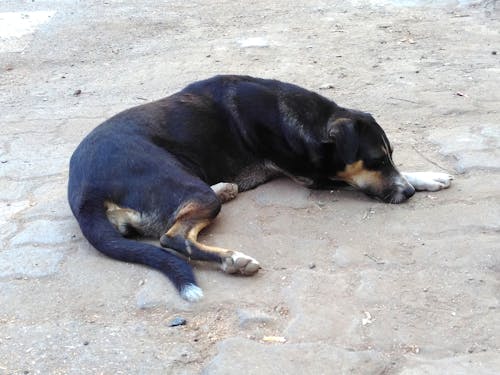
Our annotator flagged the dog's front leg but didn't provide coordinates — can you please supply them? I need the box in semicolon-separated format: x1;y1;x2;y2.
402;172;453;191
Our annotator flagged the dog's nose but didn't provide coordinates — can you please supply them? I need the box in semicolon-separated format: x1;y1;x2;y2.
403;184;416;199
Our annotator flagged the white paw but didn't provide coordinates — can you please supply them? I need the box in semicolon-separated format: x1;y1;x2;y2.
221;251;261;275
211;182;239;203
402;172;453;192
180;283;204;302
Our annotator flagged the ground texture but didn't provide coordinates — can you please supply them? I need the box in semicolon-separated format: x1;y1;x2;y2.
1;0;499;374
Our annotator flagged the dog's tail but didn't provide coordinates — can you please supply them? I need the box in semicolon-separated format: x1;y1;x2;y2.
69;197;203;302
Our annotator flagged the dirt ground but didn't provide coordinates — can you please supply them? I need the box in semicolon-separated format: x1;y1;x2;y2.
1;0;499;374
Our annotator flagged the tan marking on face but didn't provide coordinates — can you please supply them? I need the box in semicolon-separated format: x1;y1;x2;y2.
337;160;384;190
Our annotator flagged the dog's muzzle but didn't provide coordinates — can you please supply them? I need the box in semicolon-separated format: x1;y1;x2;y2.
382;174;415;204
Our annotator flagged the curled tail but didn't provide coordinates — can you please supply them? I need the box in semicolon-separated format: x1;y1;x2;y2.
70;199;203;302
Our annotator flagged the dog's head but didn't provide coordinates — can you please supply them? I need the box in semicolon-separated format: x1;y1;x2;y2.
324;111;415;203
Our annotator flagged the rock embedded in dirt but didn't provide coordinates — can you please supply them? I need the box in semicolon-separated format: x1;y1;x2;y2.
168;317;187;327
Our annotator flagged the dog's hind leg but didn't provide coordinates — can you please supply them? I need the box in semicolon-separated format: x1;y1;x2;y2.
160;193;260;276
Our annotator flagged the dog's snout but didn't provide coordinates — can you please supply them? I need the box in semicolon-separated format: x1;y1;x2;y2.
382;174;416;203
403;184;415;199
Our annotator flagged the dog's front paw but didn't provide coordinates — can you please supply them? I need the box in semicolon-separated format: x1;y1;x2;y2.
402;172;453;192
221;251;261;275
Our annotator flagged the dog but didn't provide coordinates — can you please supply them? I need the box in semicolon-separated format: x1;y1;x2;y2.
68;75;452;301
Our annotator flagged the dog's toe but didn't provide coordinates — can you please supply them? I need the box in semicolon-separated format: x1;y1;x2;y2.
425;180;446;192
221;251;261;275
435;173;453;187
242;260;261;275
427;172;453;190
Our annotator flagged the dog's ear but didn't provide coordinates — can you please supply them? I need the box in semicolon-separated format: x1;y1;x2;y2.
325;117;359;164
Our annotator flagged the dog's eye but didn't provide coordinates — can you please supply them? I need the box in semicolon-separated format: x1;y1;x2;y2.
366;157;387;169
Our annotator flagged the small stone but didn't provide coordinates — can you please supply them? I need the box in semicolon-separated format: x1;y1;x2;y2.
361;311;373;326
319;83;335;90
83;341;89;346
308;263;316;269
73;89;82;96
169;317;187;327
492;51;497;55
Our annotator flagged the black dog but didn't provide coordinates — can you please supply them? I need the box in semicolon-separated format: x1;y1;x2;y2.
68;75;452;301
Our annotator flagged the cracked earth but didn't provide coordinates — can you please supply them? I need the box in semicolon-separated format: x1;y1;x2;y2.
1;0;499;374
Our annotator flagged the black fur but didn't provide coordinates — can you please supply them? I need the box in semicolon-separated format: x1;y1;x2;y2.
68;75;408;299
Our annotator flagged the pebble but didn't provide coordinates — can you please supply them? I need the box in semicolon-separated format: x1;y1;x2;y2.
169;317;187;327
319;83;335;90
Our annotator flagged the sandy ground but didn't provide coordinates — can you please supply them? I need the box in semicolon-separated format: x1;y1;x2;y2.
1;0;499;374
